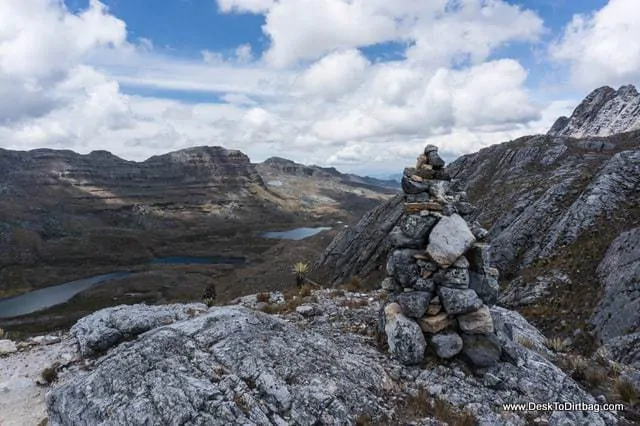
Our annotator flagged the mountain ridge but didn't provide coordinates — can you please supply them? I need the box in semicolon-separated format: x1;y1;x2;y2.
548;84;640;138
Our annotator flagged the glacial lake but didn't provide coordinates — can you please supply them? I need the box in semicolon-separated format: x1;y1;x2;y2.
0;256;247;319
260;227;332;240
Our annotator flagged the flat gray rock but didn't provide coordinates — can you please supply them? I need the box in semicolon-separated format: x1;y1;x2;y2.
426;214;476;267
49;306;395;425
437;287;483;315
430;332;463;359
70;303;209;357
461;333;501;368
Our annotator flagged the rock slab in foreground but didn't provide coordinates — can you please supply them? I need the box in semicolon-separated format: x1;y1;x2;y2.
48;306;395;426
70;303;209;357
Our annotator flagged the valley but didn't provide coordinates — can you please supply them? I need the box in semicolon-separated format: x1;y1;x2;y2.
0;147;396;332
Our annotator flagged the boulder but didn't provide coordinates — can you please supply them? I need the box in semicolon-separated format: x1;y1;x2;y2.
438;287;483;315
418;313;454;334
412;278;436;292
384;304;427;366
399;214;438;241
457;306;495;334
386;249;420;287
401;176;430;194
70;303;209;357
469;271;500;306
430;332;463;359
390;292;431;319
389;226;423;249
426;214;476;267
461;333;502;368
433;267;470;289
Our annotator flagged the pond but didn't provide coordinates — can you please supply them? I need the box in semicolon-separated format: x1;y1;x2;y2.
0;256;247;319
0;272;131;319
260;226;332;241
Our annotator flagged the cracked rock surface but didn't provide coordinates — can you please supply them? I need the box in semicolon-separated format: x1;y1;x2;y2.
46;295;619;426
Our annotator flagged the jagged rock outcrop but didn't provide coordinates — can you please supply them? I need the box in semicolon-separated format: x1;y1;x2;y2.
591;227;640;343
448;136;640;274
317;87;639;354
45;295;618;426
548;85;640;138
315;194;405;283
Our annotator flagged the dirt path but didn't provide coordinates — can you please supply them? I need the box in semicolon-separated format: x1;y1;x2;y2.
0;337;78;426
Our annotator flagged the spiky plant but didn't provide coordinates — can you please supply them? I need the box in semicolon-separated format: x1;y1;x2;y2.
594;346;611;366
546;337;569;353
202;283;217;307
292;262;309;288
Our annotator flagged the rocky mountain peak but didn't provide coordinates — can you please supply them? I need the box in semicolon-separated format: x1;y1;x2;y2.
548;84;640;138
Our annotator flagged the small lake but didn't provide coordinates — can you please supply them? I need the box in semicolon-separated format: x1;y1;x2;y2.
0;272;131;319
0;256;247;319
261;227;332;241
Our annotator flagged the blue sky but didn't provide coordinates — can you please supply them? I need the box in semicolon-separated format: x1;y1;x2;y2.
0;0;638;176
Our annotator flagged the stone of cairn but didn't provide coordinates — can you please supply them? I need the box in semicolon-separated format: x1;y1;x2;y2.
380;145;502;368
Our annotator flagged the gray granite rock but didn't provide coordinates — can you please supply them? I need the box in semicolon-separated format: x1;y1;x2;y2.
469;271;500;306
49;306;395;425
426;214;476;267
461;333;502;368
384;303;427;366
413;278;436;292
430;332;463;359
70;303;208;357
389;225;423;249
390;292;432;319
399;214;438;241
381;277;402;293
438;287;483;315
426;151;445;169
386;249;420;287
591;227;640;343
433;267;470;289
401;176;430;194
457;306;494;334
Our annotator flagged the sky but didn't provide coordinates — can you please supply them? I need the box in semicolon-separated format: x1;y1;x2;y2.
0;0;638;177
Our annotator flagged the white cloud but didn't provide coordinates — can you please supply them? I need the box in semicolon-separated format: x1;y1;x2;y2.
0;0;567;176
217;0;275;14
550;0;640;88
217;0;543;68
295;49;370;100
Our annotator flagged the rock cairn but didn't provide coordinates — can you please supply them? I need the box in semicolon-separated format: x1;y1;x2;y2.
380;145;502;368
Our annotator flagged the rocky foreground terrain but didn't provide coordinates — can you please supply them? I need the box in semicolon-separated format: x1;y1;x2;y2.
2;288;636;426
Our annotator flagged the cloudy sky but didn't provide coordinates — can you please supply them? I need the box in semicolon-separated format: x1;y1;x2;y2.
1;0;638;176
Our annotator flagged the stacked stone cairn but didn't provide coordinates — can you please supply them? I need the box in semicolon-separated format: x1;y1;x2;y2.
380;145;502;368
